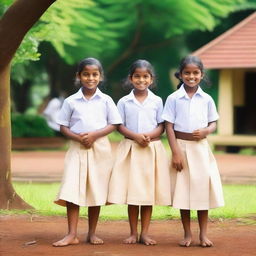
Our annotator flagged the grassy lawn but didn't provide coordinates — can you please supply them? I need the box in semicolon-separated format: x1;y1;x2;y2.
0;183;255;220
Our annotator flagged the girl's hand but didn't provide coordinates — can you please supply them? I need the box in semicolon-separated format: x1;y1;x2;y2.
134;134;150;147
172;153;184;172
192;128;208;140
143;134;151;143
80;132;97;149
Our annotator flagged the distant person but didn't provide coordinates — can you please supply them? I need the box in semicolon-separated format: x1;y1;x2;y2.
162;55;224;247
52;57;122;247
108;60;171;245
42;94;65;134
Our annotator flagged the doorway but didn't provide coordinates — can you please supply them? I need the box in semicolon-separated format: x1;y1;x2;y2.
234;72;256;134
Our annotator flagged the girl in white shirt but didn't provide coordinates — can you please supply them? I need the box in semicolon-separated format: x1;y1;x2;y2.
53;57;122;247
108;60;171;245
162;55;224;247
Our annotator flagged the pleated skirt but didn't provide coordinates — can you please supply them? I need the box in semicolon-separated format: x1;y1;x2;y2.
108;139;172;206
54;137;112;207
171;139;225;210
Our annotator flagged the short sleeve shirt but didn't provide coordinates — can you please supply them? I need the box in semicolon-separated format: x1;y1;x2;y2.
162;85;219;133
117;89;164;133
57;88;122;134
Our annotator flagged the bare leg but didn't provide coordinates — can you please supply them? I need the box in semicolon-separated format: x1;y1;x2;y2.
53;202;80;247
140;206;156;245
198;210;213;247
123;205;139;244
179;209;192;247
87;206;103;244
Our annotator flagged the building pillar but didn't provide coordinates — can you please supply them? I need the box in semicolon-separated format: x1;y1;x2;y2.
233;69;244;106
218;69;234;135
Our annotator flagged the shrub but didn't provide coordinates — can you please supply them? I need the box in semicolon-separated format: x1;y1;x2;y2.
11;114;55;137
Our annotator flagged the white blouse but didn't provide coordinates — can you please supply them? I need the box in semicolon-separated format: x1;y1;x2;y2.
117;89;164;133
162;85;219;133
57;88;122;134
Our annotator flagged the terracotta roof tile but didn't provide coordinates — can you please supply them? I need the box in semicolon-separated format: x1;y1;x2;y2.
193;12;256;69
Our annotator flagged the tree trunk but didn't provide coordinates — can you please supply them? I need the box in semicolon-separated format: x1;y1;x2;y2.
0;0;56;209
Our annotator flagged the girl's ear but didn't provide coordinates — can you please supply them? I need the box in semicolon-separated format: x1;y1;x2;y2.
177;71;182;81
149;76;154;87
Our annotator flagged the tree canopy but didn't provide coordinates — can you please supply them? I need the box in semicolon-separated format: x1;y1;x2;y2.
1;0;256;104
1;0;252;66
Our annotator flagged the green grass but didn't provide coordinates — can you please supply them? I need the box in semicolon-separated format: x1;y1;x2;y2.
0;183;255;220
239;147;256;156
108;131;124;142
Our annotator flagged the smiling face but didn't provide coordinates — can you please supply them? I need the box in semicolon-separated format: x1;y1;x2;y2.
130;68;153;92
77;65;102;93
180;63;203;89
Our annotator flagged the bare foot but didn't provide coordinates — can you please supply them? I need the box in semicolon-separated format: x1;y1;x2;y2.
123;234;138;244
139;235;157;246
87;234;104;245
200;236;213;247
179;236;192;247
52;235;79;247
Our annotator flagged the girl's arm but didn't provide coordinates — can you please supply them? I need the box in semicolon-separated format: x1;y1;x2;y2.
81;124;117;148
144;122;164;140
60;125;83;143
165;122;184;172
192;121;217;140
118;124;149;147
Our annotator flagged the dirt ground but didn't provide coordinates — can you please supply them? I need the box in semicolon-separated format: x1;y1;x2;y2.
5;151;256;255
1;215;256;256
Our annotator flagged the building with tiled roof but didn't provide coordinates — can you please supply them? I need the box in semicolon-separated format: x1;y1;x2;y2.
194;12;256;149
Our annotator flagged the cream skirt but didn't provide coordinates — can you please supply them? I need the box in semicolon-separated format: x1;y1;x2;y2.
55;137;112;207
108;139;171;206
171;139;225;210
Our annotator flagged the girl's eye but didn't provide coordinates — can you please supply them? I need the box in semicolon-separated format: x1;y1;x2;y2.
82;72;99;77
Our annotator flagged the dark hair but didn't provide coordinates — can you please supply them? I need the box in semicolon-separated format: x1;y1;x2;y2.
75;57;104;87
175;55;211;89
124;59;156;90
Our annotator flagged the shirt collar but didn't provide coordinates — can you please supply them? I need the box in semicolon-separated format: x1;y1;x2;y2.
75;87;103;100
126;89;155;102
177;84;204;99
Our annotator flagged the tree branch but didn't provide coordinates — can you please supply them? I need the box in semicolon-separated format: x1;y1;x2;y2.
0;0;56;69
106;7;143;74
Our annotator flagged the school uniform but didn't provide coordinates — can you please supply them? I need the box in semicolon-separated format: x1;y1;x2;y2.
108;89;171;206
54;88;122;207
162;84;224;210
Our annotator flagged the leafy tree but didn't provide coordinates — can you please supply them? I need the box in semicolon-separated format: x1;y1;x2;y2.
7;0;135;110
0;0;56;209
103;0;255;101
6;0;253;107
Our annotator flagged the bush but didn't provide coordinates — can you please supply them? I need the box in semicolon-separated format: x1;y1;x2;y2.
11;114;55;137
